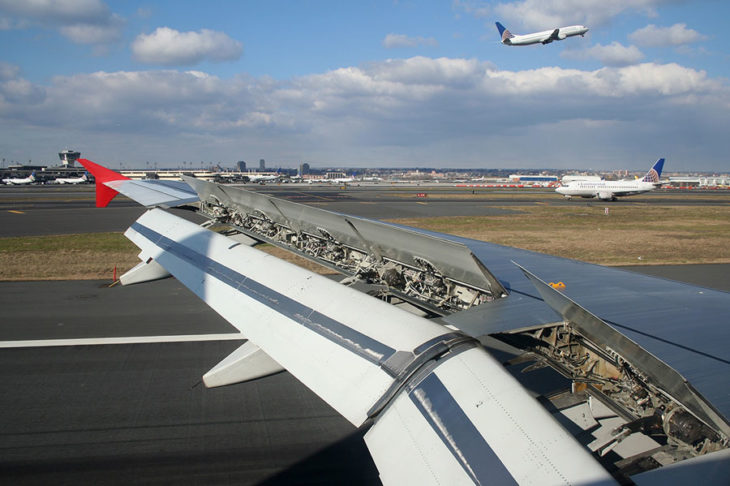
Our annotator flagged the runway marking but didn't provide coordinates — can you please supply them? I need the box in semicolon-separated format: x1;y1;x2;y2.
8;210;25;214
0;333;245;348
416;201;428;205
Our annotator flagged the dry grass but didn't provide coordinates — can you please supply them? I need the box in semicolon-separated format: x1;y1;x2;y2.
0;233;337;280
0;233;139;280
1;204;728;280
258;245;337;275
387;205;730;265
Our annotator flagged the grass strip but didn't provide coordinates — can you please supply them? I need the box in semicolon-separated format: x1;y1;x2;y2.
1;204;728;280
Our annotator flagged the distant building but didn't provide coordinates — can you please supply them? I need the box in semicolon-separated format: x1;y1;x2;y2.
299;162;310;176
237;160;246;171
259;159;265;170
59;149;81;167
508;174;558;183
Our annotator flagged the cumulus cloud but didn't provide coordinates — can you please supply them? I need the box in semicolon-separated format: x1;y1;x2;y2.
382;33;438;49
1;58;728;169
0;61;19;80
0;0;124;44
562;42;644;67
492;0;676;30
629;23;708;47
131;27;243;66
0;62;45;104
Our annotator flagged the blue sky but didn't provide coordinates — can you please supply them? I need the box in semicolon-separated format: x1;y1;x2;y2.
1;0;729;171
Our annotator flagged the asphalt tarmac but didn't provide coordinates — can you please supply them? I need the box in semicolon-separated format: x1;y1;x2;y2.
2;183;729;236
1;184;728;485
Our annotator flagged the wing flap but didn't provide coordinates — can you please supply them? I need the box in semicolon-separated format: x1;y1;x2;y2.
365;346;616;485
124;208;454;426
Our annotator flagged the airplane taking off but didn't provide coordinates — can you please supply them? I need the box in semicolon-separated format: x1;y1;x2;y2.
2;171;36;185
556;158;665;201
496;22;588;46
53;172;89;184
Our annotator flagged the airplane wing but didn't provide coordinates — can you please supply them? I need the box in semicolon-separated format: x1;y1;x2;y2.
82;160;730;484
541;28;560;44
79;158;199;208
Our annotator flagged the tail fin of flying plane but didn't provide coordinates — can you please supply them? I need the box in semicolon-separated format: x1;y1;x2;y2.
78;158;130;207
641;158;665;183
496;22;514;42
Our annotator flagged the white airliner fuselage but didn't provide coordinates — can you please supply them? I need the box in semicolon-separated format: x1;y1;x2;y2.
2;172;36;185
496;22;588;46
556;180;657;200
54;173;88;184
556;158;665;201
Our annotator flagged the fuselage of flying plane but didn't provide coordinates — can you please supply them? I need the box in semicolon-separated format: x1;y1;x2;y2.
556;158;665;201
496;22;588;46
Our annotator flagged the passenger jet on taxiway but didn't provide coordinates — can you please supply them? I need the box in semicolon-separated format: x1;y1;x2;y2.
556;158;665;201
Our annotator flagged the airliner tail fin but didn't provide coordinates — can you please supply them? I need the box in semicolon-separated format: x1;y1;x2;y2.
641;158;665;183
496;22;515;43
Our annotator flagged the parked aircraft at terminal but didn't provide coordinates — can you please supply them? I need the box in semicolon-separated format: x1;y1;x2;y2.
496;22;589;46
556;158;665;200
1;171;36;185
71;157;729;485
246;173;280;183
53;172;89;184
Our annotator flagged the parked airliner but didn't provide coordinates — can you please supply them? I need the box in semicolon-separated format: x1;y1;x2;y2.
2;171;36;185
556;158;665;201
496;22;588;46
53;172;89;184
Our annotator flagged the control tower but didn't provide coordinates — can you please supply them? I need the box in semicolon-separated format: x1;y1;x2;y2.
59;149;81;167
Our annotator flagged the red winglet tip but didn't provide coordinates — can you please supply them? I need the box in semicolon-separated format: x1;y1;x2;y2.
78;159;129;208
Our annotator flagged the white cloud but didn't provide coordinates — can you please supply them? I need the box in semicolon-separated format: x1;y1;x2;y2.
59;13;124;44
0;61;19;80
492;0;678;30
383;33;439;49
563;42;644;67
132;27;243;66
0;0;124;44
629;23;708;47
1;58;728;169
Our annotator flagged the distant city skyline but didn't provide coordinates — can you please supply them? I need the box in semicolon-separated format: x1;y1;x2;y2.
1;1;729;171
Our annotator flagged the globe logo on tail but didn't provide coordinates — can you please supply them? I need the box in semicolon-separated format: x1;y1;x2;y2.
642;168;660;183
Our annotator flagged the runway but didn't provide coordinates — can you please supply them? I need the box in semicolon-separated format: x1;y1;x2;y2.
2;183;729;236
1;184;728;484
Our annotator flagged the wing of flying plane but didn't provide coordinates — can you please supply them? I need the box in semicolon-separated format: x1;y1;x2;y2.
542;28;560;44
80;159;730;484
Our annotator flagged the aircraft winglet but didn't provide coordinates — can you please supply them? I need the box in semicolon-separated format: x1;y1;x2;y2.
78;159;199;208
78;158;130;207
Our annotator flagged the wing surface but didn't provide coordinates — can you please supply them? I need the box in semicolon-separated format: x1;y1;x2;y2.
79;158;199;208
401;226;730;426
124;208;614;484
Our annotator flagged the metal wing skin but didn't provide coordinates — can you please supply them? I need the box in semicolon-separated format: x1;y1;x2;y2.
82;160;729;483
541;28;560;44
125;208;614;485
79;158;199;208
